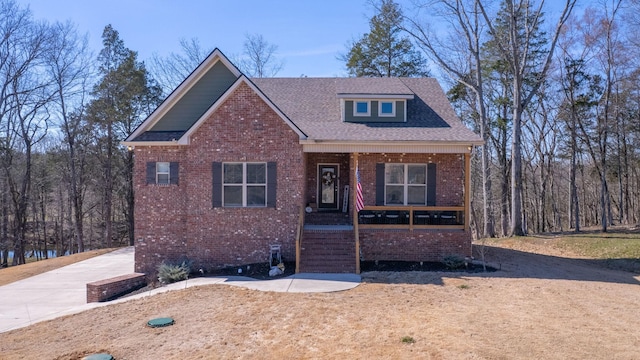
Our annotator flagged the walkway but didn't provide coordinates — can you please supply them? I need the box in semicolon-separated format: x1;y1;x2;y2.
0;247;360;333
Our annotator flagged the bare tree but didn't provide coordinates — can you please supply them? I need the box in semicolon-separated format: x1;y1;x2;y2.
404;0;496;237
46;20;92;252
237;33;284;78
0;1;54;264
477;0;576;236
149;37;211;96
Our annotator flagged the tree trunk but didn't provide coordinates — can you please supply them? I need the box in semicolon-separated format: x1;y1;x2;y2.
68;141;85;252
104;122;113;248
1;175;8;267
510;80;525;236
570;111;580;232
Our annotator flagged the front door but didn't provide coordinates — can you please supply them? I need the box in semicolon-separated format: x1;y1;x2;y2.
318;164;339;210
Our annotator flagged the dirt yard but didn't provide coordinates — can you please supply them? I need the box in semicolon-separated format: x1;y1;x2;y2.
0;241;639;359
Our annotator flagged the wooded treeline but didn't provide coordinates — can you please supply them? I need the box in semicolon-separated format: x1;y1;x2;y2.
399;0;640;238
2;0;639;265
0;1;161;265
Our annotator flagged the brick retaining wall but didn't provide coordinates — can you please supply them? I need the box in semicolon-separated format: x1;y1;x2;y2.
86;273;147;303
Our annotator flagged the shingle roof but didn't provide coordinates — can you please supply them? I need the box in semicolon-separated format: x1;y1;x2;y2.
251;77;482;143
335;77;414;95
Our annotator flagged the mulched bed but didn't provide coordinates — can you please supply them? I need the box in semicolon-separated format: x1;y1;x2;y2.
360;260;497;273
207;261;297;280
120;260;495;299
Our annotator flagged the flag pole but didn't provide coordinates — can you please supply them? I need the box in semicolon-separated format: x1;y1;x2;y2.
353;153;360;274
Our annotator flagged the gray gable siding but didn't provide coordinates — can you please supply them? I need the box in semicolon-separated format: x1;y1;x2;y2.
344;100;405;123
150;61;238;132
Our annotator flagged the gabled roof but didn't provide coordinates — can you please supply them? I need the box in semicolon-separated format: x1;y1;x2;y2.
123;48;482;153
252;77;482;144
123;49;306;145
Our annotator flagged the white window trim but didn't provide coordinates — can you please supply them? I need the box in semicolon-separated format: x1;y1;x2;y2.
222;162;267;207
384;163;427;205
156;162;170;185
378;101;396;117
353;100;371;117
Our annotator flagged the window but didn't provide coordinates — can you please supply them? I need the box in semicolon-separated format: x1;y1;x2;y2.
354;101;370;116
223;162;267;207
156;162;170;184
146;162;179;185
379;101;395;116
385;164;427;205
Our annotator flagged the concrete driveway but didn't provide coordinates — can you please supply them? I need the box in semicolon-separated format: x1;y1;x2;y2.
0;247;135;333
0;247;360;333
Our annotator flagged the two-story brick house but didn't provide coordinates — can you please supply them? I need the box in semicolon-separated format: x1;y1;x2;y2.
123;49;483;277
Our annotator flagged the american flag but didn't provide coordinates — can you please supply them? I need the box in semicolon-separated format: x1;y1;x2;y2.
356;164;364;212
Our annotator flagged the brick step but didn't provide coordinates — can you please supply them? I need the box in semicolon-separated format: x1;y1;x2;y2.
299;262;355;273
299;229;355;273
302;241;353;246
301;251;354;257
304;212;352;226
301;243;354;251
299;267;355;273
300;251;354;258
301;259;356;269
302;231;353;237
301;242;354;248
300;248;356;258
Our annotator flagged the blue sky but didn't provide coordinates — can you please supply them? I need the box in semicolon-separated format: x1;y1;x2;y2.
20;0;587;79
20;0;381;77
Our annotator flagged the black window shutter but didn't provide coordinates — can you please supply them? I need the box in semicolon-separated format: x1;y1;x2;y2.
427;163;437;206
267;162;277;208
146;162;156;184
212;162;222;208
375;163;385;205
169;162;179;185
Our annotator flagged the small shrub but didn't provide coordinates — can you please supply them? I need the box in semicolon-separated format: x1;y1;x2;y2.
443;255;465;270
157;261;191;284
457;284;470;289
401;336;415;344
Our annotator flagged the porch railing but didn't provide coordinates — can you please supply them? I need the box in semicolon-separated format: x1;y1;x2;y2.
295;206;305;273
357;206;465;230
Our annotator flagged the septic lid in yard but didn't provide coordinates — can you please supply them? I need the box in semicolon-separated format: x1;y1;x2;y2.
147;317;175;328
83;354;114;360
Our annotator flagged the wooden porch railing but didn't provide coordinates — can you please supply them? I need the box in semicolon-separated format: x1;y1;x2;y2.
295;206;305;274
357;206;465;230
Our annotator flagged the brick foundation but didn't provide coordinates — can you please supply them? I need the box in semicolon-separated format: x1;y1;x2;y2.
359;229;472;262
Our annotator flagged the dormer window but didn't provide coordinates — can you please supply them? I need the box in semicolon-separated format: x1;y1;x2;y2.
339;93;413;123
379;101;395;117
354;101;371;116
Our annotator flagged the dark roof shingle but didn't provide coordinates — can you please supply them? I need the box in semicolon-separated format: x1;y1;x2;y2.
251;77;481;143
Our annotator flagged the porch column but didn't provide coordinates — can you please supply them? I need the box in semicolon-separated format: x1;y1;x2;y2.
464;152;471;232
352;152;361;274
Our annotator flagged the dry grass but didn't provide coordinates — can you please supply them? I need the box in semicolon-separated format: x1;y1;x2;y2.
1;235;639;359
0;248;116;286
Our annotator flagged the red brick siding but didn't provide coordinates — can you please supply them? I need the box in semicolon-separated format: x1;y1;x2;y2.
86;273;147;303
359;229;472;262
351;153;470;262
350;153;465;209
134;82;304;276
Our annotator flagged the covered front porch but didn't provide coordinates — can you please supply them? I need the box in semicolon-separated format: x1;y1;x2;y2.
294;147;472;274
